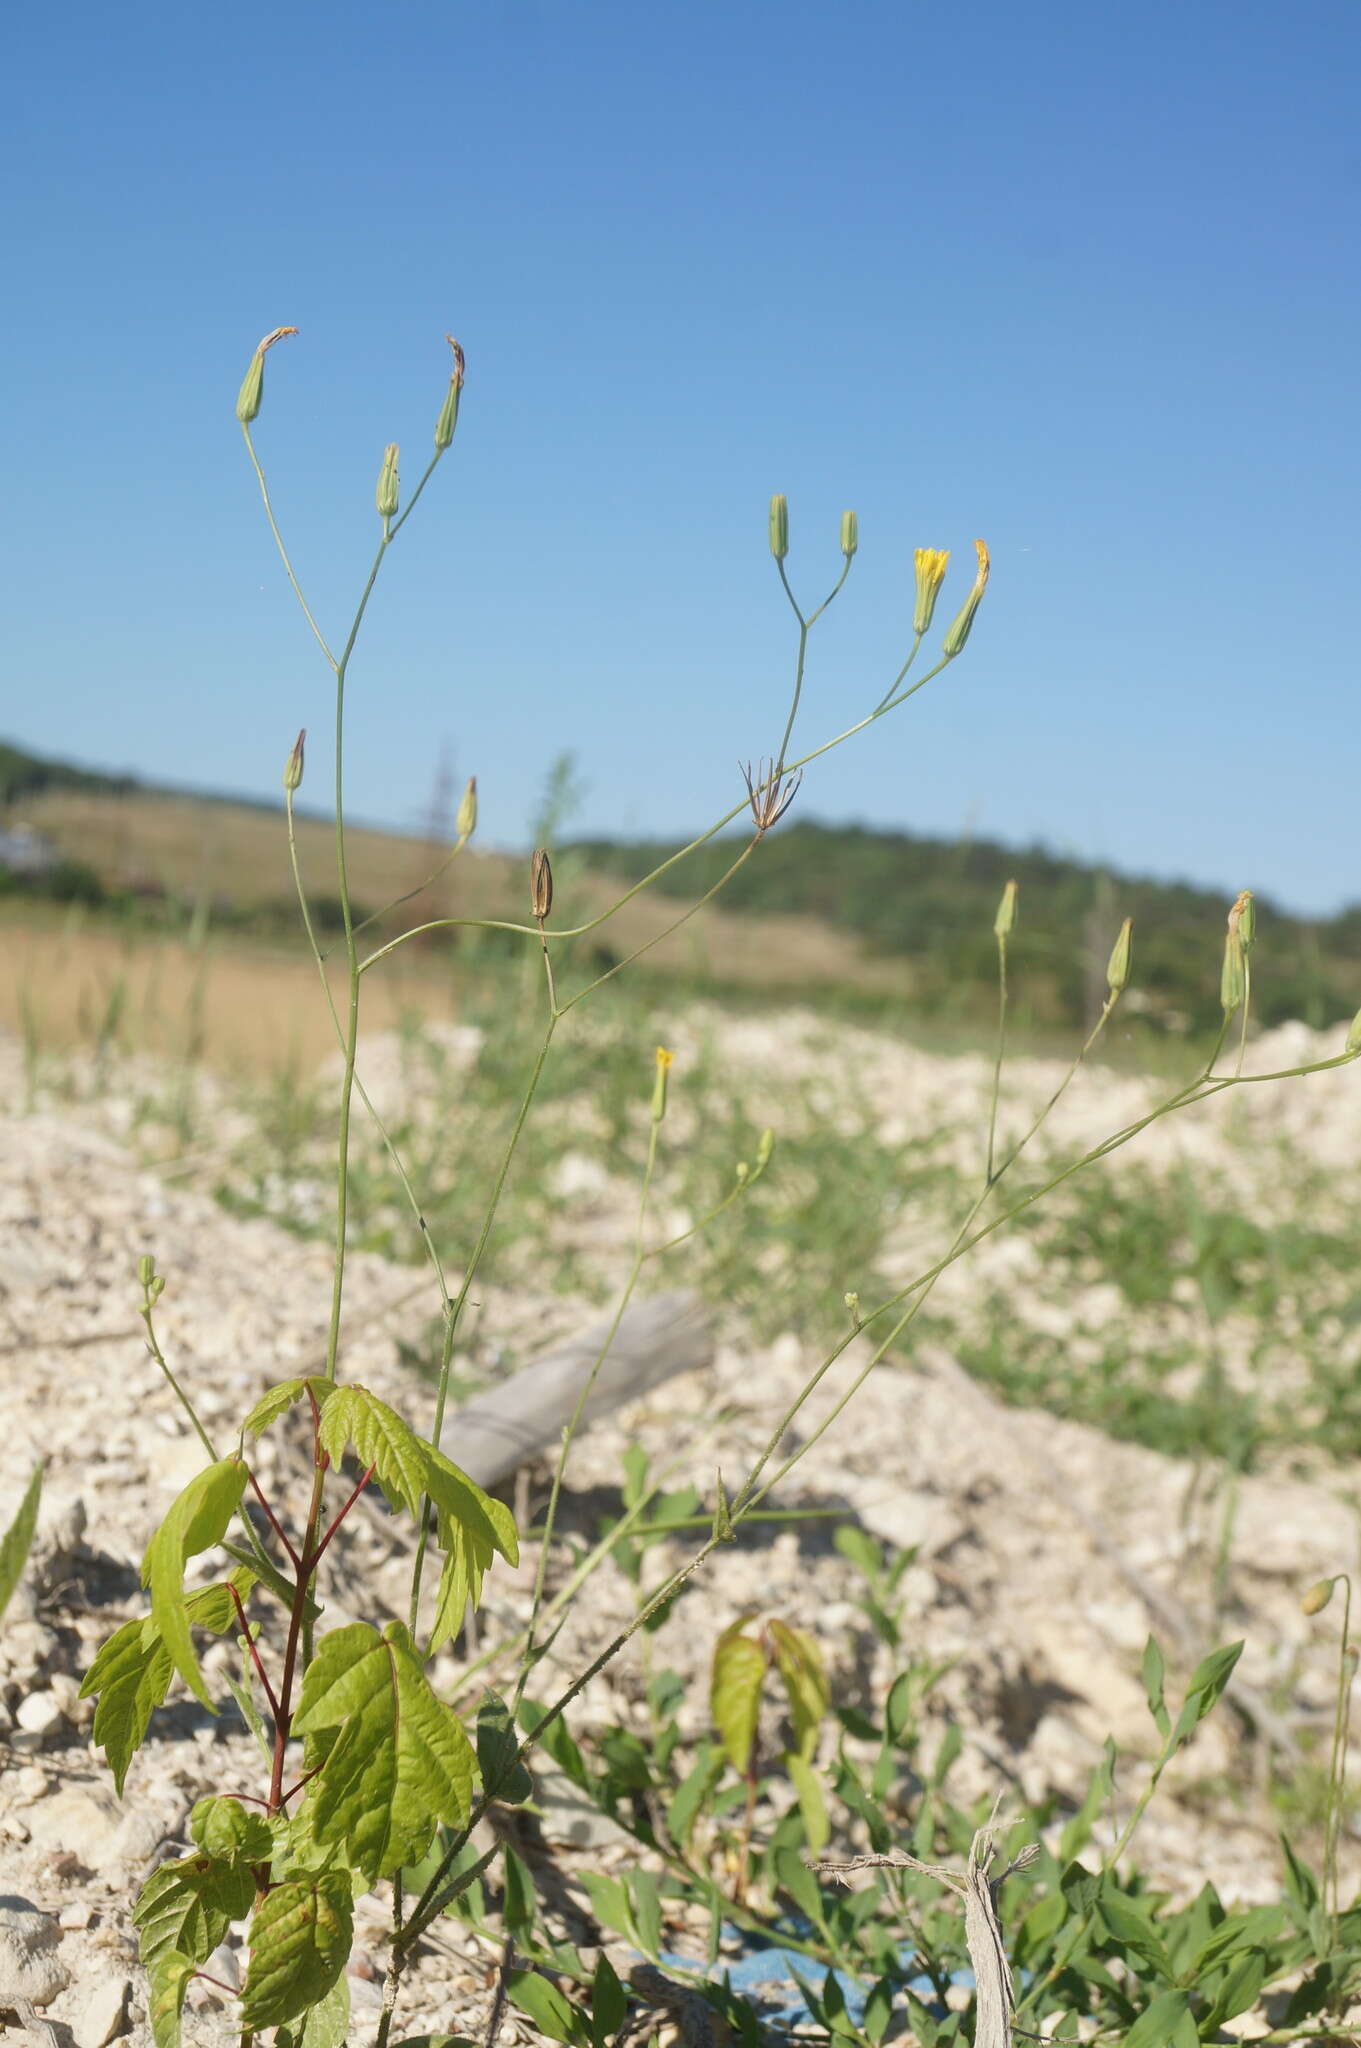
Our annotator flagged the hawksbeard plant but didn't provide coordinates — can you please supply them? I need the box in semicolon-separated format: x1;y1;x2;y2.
74;326;1361;2046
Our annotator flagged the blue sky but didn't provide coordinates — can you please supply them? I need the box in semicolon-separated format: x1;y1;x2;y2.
4;0;1358;913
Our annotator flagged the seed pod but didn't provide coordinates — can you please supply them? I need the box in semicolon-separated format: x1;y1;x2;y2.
769;493;789;562
994;879;1018;940
530;848;553;921
1106;916;1133;997
913;547;950;634
1302;1577;1336;1616
1221;929;1247;1015
942;539;990;657
455;776;477;847
376;443;400;520
434;335;465;451
651;1045;674;1123
283;729;306;794
235;327;297;425
840;510;859;560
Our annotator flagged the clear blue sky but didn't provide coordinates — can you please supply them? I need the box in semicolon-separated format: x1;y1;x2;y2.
4;0;1358;913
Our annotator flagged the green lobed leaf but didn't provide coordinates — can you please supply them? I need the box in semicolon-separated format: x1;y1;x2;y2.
148;1950;195;2048
241;1375;332;1439
81;1576;252;1794
190;1794;273;1864
274;1969;351;2048
710;1622;765;1774
141;1455;248;1709
424;1444;519;1649
134;1853;255;1968
292;1621;476;1881
318;1385;428;1516
768;1618;829;1758
239;1873;353;2028
0;1463;43;1623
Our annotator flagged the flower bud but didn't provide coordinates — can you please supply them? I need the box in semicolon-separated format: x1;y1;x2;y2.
1228;889;1256;952
769;494;789;562
942;539;990;657
138;1254;156;1288
994;879;1018;940
844;1290;861;1326
840;510;859;560
1346;1007;1361;1057
1302;1577;1336;1616
651;1045;674;1122
283;729;306;794
455;776;477;847
235;327;297;425
1221;929;1247;1016
1106;917;1133;998
913;548;950;634
434;336;465;452
530;848;553;921
376;444;400;520
755;1128;775;1171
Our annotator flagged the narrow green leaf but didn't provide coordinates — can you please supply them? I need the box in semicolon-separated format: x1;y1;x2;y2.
507;1969;587;2046
134;1853;255;1968
1098;1888;1173;1980
1280;1833;1320;1917
1140;1635;1170;1739
239;1873;353;2027
148;1950;194;2048
667;1747;724;1848
1170;1640;1243;1747
476;1690;532;1805
190;1795;273;1864
1200;1947;1268;2030
503;1845;537;1938
141;1456;247;1709
710;1623;765;1773
292;1621;476;1881
1122;1988;1198;2048
629;1867;662;1958
275;1968;351;2048
0;1463;42;1622
318;1384;427;1516
591;1953;626;2047
785;1750;830;1853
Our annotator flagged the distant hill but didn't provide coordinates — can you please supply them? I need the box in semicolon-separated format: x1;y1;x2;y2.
3;739;1358;1030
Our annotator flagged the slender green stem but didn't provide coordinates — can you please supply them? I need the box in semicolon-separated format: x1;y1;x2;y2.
556;839;760;1014
240;425;338;671
873;631;925;714
985;930;1009;1185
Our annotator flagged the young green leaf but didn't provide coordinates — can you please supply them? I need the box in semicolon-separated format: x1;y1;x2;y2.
590;1953;626;2048
424;1444;519;1649
0;1463;42;1623
1122;1988;1198;2048
148;1950;195;2048
190;1794;273;1863
1140;1635;1170;1740
318;1384;427;1515
1098;1887;1173;1981
506;1969;588;2046
292;1621;476;1881
785;1749;831;1853
134;1853;255;1967
768;1618;829;1757
241;1376;332;1439
239;1873;353;2027
1170;1640;1243;1747
274;1965;351;2048
81;1577;251;1794
141;1456;248;1709
711;1621;765;1774
476;1690;532;1805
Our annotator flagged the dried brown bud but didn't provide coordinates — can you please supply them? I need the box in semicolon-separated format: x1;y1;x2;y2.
530;848;554;921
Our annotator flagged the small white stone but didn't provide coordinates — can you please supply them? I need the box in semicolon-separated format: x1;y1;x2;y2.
76;1975;131;2048
12;1689;63;1749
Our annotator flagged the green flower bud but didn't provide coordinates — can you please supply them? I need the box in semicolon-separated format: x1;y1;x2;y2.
1302;1577;1336;1616
455;775;477;847
235;327;297;425
1106;916;1133;998
283;729;306;794
434;335;465;451
1221;929;1247;1015
755;1128;775;1171
769;493;789;562
994;879;1018;940
942;539;990;657
376;443;400;520
1346;1007;1361;1057
840;510;859;560
650;1046;674;1122
138;1254;156;1288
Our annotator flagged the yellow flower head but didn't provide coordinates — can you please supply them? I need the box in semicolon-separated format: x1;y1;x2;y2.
912;547;950;635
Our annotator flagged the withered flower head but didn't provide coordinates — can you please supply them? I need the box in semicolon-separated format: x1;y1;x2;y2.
741;759;803;836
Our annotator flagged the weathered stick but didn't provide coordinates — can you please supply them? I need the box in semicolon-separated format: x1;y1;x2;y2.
439;1289;714;1488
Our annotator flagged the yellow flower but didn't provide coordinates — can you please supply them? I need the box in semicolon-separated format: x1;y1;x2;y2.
941;538;990;658
913;547;950;634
